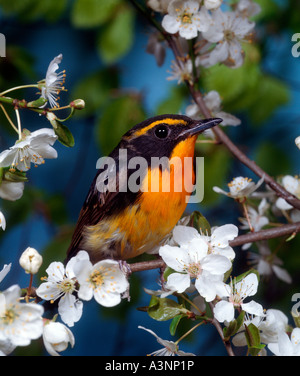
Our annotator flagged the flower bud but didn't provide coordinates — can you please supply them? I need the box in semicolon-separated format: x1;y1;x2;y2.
43;321;75;356
70;99;85;110
295;136;300;150
46;112;58;128
19;247;43;274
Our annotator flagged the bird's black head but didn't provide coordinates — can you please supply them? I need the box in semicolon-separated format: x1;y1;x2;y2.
119;114;222;161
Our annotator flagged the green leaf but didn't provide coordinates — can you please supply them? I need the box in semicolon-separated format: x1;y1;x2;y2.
71;0;122;28
223;320;237;341
96;95;145;155
244;323;265;356
148;296;185;321
97;5;135;63
223;311;245;340
27;97;48;108
169;314;183;336
190;211;211;236
163;266;176;281
53;121;75;147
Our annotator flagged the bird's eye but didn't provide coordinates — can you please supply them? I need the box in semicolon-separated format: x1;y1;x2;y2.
155;125;169;139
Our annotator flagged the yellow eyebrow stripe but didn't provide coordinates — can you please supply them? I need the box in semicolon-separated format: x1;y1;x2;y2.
133;118;188;137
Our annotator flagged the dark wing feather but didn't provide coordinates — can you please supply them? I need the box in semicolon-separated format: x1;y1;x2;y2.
66;169;120;262
66;145;142;263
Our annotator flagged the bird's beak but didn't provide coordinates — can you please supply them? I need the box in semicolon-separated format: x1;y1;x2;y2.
179;117;223;139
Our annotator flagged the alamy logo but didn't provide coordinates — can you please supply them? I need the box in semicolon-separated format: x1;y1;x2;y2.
95;149;205;204
292;293;300;316
0;33;6;57
292;33;300;58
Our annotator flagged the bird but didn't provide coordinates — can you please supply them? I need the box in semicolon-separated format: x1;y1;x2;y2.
66;114;222;264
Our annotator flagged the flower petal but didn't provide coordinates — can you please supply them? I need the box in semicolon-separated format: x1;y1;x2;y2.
201;254;231;275
159;245;189;272
241;300;264;316
211;224;238;248
214;300;234;323
166;272;190;293
162;14;180;34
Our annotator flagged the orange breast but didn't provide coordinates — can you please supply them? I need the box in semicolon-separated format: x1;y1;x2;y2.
121;135;198;258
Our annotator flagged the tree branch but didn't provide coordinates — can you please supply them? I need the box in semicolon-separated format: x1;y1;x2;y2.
229;222;300;247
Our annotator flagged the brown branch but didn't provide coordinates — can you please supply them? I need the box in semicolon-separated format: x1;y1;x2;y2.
229;222;300;247
129;258;165;273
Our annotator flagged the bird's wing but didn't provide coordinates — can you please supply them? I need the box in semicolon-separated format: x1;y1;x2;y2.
66;152;140;262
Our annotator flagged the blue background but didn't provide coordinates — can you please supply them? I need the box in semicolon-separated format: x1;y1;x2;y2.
0;1;299;356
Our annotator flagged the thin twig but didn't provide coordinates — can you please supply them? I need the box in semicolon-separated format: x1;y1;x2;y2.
0;103;19;133
15;108;22;140
0;84;39;97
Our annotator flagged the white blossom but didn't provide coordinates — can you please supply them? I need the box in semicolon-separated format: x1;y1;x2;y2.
162;1;211;40
36;252;86;327
198;223;238;261
0;211;5;231
268;328;300;356
185;91;241;139
202;9;255;68
236;0;261;18
239;199;269;232
232;309;288;347
74;253;129;307
43;321;75;356
214;273;264;323
167;59;193;85
247;241;292;284
19;247;43;275
213;176;264;201
40;54;66;108
138;326;195;356
0;181;24;201
159;225;231;301
0;128;58;172
0;285;44;347
275;175;300;211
